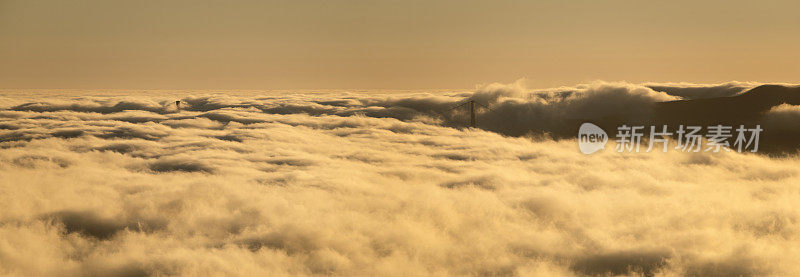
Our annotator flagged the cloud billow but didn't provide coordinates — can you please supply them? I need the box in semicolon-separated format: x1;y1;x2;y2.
0;83;799;276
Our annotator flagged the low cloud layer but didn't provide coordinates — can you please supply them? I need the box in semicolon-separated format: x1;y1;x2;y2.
1;84;799;276
2;81;779;140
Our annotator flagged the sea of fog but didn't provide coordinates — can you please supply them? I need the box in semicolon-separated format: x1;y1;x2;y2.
1;82;799;276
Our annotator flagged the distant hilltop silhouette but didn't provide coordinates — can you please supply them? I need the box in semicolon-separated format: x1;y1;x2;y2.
656;84;800;124
585;84;800;154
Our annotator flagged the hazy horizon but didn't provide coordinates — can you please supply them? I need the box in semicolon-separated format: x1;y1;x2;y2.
2;0;799;89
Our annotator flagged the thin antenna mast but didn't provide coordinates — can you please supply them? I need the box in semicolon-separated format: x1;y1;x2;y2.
469;100;476;128
448;98;495;128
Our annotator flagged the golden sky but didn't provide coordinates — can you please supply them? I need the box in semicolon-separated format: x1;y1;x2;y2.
1;0;798;89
